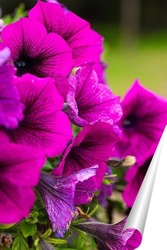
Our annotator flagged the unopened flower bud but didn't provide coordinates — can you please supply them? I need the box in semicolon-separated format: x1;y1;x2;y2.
122;155;136;167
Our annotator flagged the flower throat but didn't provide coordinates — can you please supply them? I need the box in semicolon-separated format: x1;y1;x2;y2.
14;56;35;76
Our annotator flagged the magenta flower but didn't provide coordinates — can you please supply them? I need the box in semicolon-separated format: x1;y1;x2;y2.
1;18;72;98
0;131;46;224
28;1;103;67
46;0;58;3
5;74;72;158
53;122;120;204
114;80;167;206
122;158;151;207
0;44;24;129
114;80;167;166
64;64;122;126
94;62;108;85
37;166;98;237
76;217;142;250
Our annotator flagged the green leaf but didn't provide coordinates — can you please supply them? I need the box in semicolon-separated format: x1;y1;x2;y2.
12;236;29;250
76;234;86;248
58;249;77;250
0;223;15;229
20;221;37;238
46;237;67;245
34;237;40;247
102;179;111;185
26;211;39;224
38;212;48;225
42;228;52;238
3;3;27;24
88;204;99;217
42;161;54;173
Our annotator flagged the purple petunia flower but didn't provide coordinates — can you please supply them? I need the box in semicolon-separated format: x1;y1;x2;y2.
64;64;122;126
114;80;167;165
52;122;120;204
28;1;103;67
5;74;72;158
122;158;151;207
1;18;72;98
37;166;98;238
0;131;46;224
76;217;142;250
114;80;167;206
0;44;24;129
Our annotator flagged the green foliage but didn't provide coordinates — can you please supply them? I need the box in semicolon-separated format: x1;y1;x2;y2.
2;3;27;24
20;222;37;238
12;236;29;250
57;231;97;250
42;161;54;173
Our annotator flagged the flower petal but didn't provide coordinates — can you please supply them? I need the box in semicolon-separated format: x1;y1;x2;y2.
1;18;72;98
1;18;47;61
53;122;119;197
6;74;72;157
38;166;98;237
115;80;167;165
29;1;103;66
0;141;46;224
66;65;122;126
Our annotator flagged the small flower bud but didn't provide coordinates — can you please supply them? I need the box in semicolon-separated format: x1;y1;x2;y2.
122;155;136;167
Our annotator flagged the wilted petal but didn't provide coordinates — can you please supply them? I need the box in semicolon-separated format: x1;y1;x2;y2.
37;166;98;237
76;217;142;250
6;74;72;157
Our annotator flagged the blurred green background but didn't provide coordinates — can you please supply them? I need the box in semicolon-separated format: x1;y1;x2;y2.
1;0;167;98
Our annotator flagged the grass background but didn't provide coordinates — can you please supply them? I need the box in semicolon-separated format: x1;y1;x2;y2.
95;24;167;99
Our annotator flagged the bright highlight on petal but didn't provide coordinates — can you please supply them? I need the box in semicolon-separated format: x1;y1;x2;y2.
0;44;24;129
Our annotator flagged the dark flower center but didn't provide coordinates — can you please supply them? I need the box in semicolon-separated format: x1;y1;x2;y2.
14;56;37;76
123;114;137;129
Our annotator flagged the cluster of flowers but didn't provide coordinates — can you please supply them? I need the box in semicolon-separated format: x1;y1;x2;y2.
1;0;167;249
